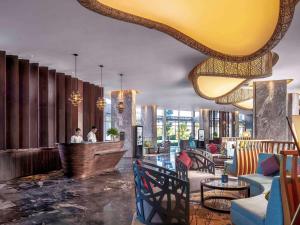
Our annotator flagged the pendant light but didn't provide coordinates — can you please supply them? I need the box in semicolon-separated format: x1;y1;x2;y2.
69;53;83;106
96;65;106;110
117;73;125;113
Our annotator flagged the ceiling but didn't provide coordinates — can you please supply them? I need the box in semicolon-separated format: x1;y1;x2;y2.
0;0;299;111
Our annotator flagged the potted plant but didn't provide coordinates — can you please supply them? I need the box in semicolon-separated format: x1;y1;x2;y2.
107;128;119;141
222;164;229;183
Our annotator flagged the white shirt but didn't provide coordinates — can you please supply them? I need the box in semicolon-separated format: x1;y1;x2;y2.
70;135;83;143
87;131;97;143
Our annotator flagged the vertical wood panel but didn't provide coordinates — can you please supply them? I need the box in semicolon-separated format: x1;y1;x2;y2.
29;63;39;148
77;80;83;132
95;86;104;141
48;70;56;147
6;55;19;149
56;73;65;143
71;78;79;134
90;84;96;129
83;82;90;139
0;51;6;150
39;67;49;147
65;75;72;142
19;59;30;148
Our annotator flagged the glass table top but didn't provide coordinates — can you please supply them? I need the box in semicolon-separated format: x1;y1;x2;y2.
201;178;250;190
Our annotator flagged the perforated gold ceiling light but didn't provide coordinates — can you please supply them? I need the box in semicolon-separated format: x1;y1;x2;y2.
77;0;297;61
189;52;278;100
96;65;106;111
69;54;83;107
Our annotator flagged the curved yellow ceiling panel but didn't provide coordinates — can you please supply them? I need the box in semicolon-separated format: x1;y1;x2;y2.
234;99;253;111
78;0;297;61
195;76;247;100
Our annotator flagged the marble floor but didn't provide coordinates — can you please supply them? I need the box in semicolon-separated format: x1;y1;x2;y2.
0;158;135;225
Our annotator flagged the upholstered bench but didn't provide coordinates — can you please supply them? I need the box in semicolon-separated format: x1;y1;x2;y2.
231;153;299;225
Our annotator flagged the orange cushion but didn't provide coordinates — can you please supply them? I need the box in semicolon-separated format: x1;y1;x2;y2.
178;151;192;169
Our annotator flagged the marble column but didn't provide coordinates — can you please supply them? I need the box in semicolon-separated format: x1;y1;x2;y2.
254;80;288;140
141;105;157;145
199;109;209;144
233;111;240;137
111;90;137;157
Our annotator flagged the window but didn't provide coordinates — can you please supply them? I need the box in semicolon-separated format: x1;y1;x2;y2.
209;110;220;139
104;100;112;141
136;106;142;126
239;113;246;137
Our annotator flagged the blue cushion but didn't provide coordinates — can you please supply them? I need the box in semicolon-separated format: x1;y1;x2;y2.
239;174;273;196
231;195;267;225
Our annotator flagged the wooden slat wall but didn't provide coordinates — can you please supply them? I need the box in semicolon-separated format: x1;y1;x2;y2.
56;73;66;143
6;55;19;149
0;51;6;149
0;148;61;181
0;50;105;180
19;59;30;148
29;63;39;148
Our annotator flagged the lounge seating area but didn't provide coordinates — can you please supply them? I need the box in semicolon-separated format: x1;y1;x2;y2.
1;1;300;225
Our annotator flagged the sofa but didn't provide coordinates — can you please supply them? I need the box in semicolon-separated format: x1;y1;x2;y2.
231;153;299;225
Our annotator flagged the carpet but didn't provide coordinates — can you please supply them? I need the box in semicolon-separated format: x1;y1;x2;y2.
131;190;245;225
190;191;233;225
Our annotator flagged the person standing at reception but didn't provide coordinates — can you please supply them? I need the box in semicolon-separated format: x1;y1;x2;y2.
70;128;83;143
87;126;97;143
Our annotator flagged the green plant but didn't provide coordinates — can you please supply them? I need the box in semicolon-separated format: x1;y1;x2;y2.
213;132;218;139
107;128;119;138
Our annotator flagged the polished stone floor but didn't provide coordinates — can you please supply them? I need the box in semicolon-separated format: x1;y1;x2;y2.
0;158;135;225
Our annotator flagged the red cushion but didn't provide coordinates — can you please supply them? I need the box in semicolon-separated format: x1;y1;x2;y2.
136;160;150;191
178;151;192;169
260;155;280;176
209;144;218;154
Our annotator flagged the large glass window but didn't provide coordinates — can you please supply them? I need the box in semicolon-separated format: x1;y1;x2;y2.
104;99;112;141
239;113;246;136
209;110;220;139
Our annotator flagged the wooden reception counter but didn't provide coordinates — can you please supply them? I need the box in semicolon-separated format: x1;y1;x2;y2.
58;141;126;179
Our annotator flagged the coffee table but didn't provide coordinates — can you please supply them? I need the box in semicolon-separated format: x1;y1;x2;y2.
200;177;250;214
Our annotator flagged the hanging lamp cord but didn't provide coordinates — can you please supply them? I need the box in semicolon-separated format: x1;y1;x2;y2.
73;53;78;90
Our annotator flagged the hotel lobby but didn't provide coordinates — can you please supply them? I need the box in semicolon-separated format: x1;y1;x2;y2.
0;0;300;225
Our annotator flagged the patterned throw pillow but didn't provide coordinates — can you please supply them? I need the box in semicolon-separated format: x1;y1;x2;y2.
178;151;192;169
260;155;280;176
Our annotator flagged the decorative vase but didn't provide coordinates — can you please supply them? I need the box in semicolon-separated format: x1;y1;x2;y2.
221;174;228;183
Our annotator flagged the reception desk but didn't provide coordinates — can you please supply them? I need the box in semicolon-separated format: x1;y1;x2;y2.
58;141;126;179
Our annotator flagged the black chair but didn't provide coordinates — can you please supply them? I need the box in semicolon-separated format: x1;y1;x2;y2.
133;160;190;225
